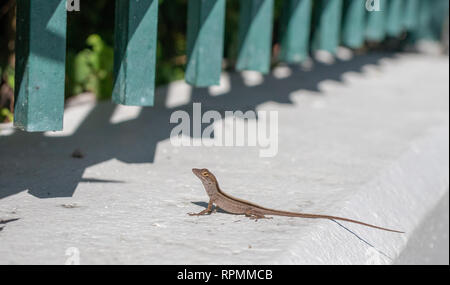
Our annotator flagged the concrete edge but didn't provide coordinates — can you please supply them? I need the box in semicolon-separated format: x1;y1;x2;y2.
273;122;449;264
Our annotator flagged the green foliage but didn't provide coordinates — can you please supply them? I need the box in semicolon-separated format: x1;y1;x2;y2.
4;65;14;90
67;34;114;100
0;65;14;91
0;65;15;122
0;107;13;122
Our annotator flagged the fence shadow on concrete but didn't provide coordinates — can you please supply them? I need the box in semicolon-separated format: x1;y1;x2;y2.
0;52;396;199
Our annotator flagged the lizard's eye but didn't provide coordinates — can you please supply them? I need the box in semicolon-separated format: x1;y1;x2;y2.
202;172;209;176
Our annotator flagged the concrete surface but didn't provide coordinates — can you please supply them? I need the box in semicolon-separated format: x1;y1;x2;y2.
395;192;449;265
0;51;448;265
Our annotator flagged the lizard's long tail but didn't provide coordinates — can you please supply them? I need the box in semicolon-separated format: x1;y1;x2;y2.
265;210;404;233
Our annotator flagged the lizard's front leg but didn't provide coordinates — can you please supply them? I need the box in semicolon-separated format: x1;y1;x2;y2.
188;200;214;216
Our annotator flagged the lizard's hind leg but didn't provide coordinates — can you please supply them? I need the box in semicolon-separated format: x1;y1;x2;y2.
245;211;273;221
188;209;212;216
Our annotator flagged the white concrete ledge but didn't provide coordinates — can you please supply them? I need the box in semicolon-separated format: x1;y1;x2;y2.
0;52;448;264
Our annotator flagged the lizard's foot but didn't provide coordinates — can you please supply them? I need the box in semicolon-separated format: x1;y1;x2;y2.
188;209;212;216
188;213;209;216
245;212;273;221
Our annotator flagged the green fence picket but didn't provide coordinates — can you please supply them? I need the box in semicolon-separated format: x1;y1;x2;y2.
113;0;158;106
366;0;387;41
14;0;67;132
386;0;404;37
411;0;449;41
186;0;226;87
236;0;274;74
403;0;420;31
341;0;366;49
312;0;344;54
279;0;312;63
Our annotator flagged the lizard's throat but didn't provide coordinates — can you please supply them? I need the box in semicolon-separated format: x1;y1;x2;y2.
202;180;219;197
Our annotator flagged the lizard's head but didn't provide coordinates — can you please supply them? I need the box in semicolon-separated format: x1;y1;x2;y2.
192;168;217;186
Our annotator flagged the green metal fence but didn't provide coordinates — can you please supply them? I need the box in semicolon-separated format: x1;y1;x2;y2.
13;0;449;132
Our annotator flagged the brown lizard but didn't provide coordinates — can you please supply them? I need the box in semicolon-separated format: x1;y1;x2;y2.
189;168;404;233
